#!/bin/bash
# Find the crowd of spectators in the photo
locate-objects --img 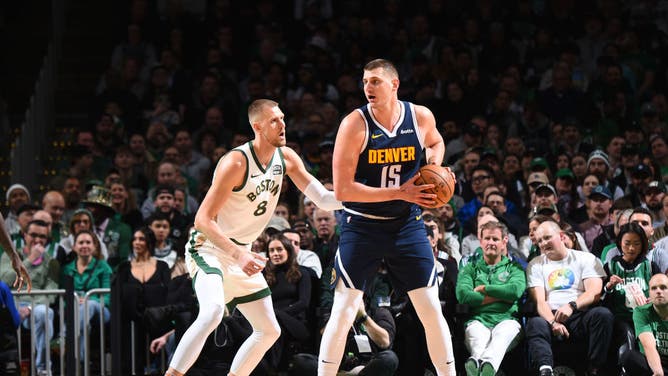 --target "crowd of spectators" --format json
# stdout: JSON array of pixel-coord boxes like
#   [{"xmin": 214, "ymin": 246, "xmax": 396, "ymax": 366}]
[{"xmin": 3, "ymin": 0, "xmax": 668, "ymax": 374}]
